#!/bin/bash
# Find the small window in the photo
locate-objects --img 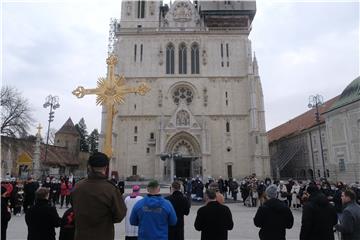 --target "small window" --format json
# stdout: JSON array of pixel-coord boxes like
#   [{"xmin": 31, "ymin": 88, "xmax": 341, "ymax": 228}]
[
  {"xmin": 226, "ymin": 121, "xmax": 230, "ymax": 133},
  {"xmin": 220, "ymin": 43, "xmax": 224, "ymax": 58},
  {"xmin": 326, "ymin": 169, "xmax": 330, "ymax": 178},
  {"xmin": 221, "ymin": 62, "xmax": 224, "ymax": 67},
  {"xmin": 227, "ymin": 147, "xmax": 231, "ymax": 152},
  {"xmin": 134, "ymin": 126, "xmax": 138, "ymax": 134},
  {"xmin": 134, "ymin": 104, "xmax": 137, "ymax": 110},
  {"xmin": 134, "ymin": 136, "xmax": 138, "ymax": 143},
  {"xmin": 132, "ymin": 165, "xmax": 138, "ymax": 175},
  {"xmin": 140, "ymin": 44, "xmax": 143, "ymax": 62},
  {"xmin": 255, "ymin": 136, "xmax": 259, "ymax": 144},
  {"xmin": 150, "ymin": 132, "xmax": 154, "ymax": 139},
  {"xmin": 339, "ymin": 159, "xmax": 345, "ymax": 172},
  {"xmin": 227, "ymin": 165, "xmax": 232, "ymax": 178},
  {"xmin": 317, "ymin": 169, "xmax": 321, "ymax": 177},
  {"xmin": 146, "ymin": 147, "xmax": 150, "ymax": 154},
  {"xmin": 226, "ymin": 100, "xmax": 228, "ymax": 106},
  {"xmin": 226, "ymin": 43, "xmax": 229, "ymax": 58},
  {"xmin": 134, "ymin": 44, "xmax": 137, "ymax": 62}
]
